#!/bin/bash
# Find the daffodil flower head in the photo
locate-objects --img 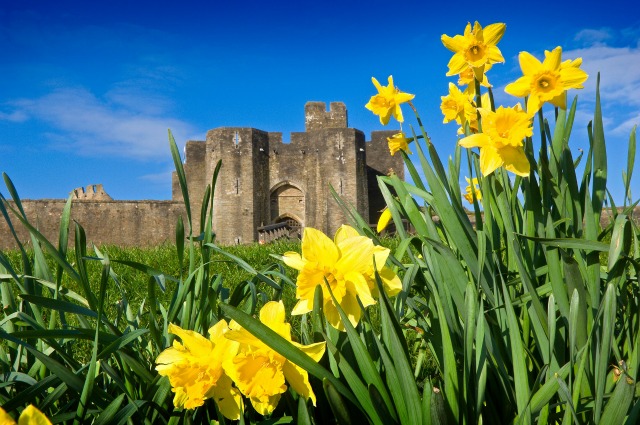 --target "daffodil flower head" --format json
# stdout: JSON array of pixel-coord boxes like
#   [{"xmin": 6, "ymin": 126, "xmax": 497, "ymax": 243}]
[
  {"xmin": 459, "ymin": 104, "xmax": 533, "ymax": 177},
  {"xmin": 504, "ymin": 46, "xmax": 588, "ymax": 114},
  {"xmin": 441, "ymin": 21, "xmax": 506, "ymax": 81},
  {"xmin": 223, "ymin": 301, "xmax": 326, "ymax": 416},
  {"xmin": 283, "ymin": 225, "xmax": 402, "ymax": 331},
  {"xmin": 441, "ymin": 82, "xmax": 477, "ymax": 125},
  {"xmin": 155, "ymin": 321, "xmax": 242, "ymax": 419},
  {"xmin": 458, "ymin": 64, "xmax": 493, "ymax": 94},
  {"xmin": 365, "ymin": 76, "xmax": 415, "ymax": 125},
  {"xmin": 0, "ymin": 405, "xmax": 52, "ymax": 425},
  {"xmin": 463, "ymin": 177, "xmax": 482, "ymax": 203},
  {"xmin": 387, "ymin": 132, "xmax": 413, "ymax": 156}
]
